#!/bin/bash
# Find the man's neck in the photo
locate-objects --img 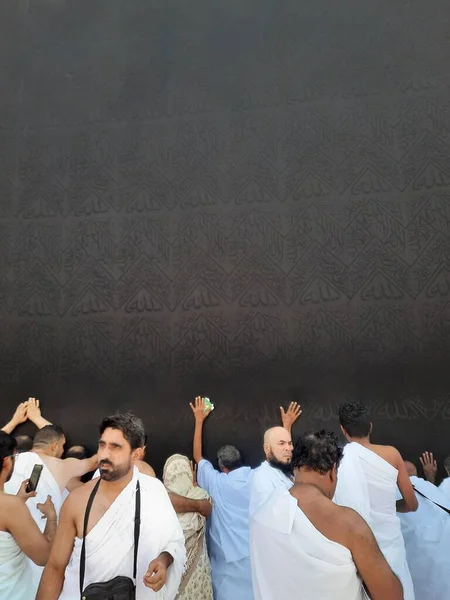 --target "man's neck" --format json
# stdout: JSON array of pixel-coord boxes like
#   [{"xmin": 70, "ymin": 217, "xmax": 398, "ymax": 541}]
[
  {"xmin": 100, "ymin": 469, "xmax": 134, "ymax": 498},
  {"xmin": 294, "ymin": 473, "xmax": 331, "ymax": 498},
  {"xmin": 348, "ymin": 436, "xmax": 371, "ymax": 447},
  {"xmin": 33, "ymin": 447, "xmax": 52, "ymax": 458}
]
